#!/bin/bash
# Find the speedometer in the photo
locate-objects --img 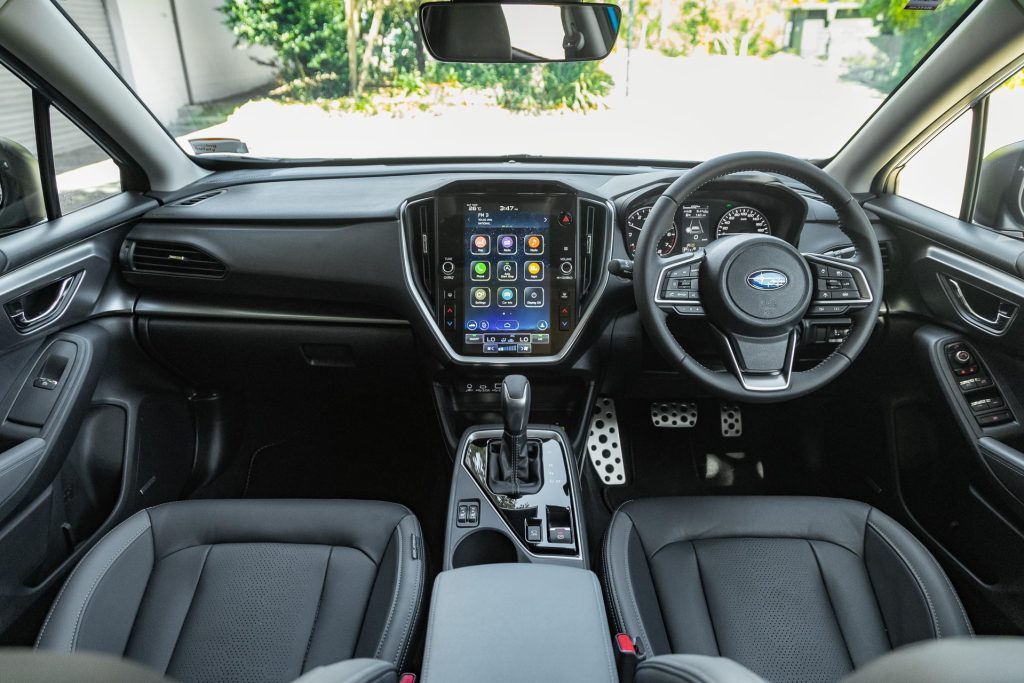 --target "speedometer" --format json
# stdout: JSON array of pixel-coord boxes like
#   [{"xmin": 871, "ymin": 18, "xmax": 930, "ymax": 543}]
[
  {"xmin": 716, "ymin": 207, "xmax": 770, "ymax": 238},
  {"xmin": 625, "ymin": 206, "xmax": 677, "ymax": 257}
]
